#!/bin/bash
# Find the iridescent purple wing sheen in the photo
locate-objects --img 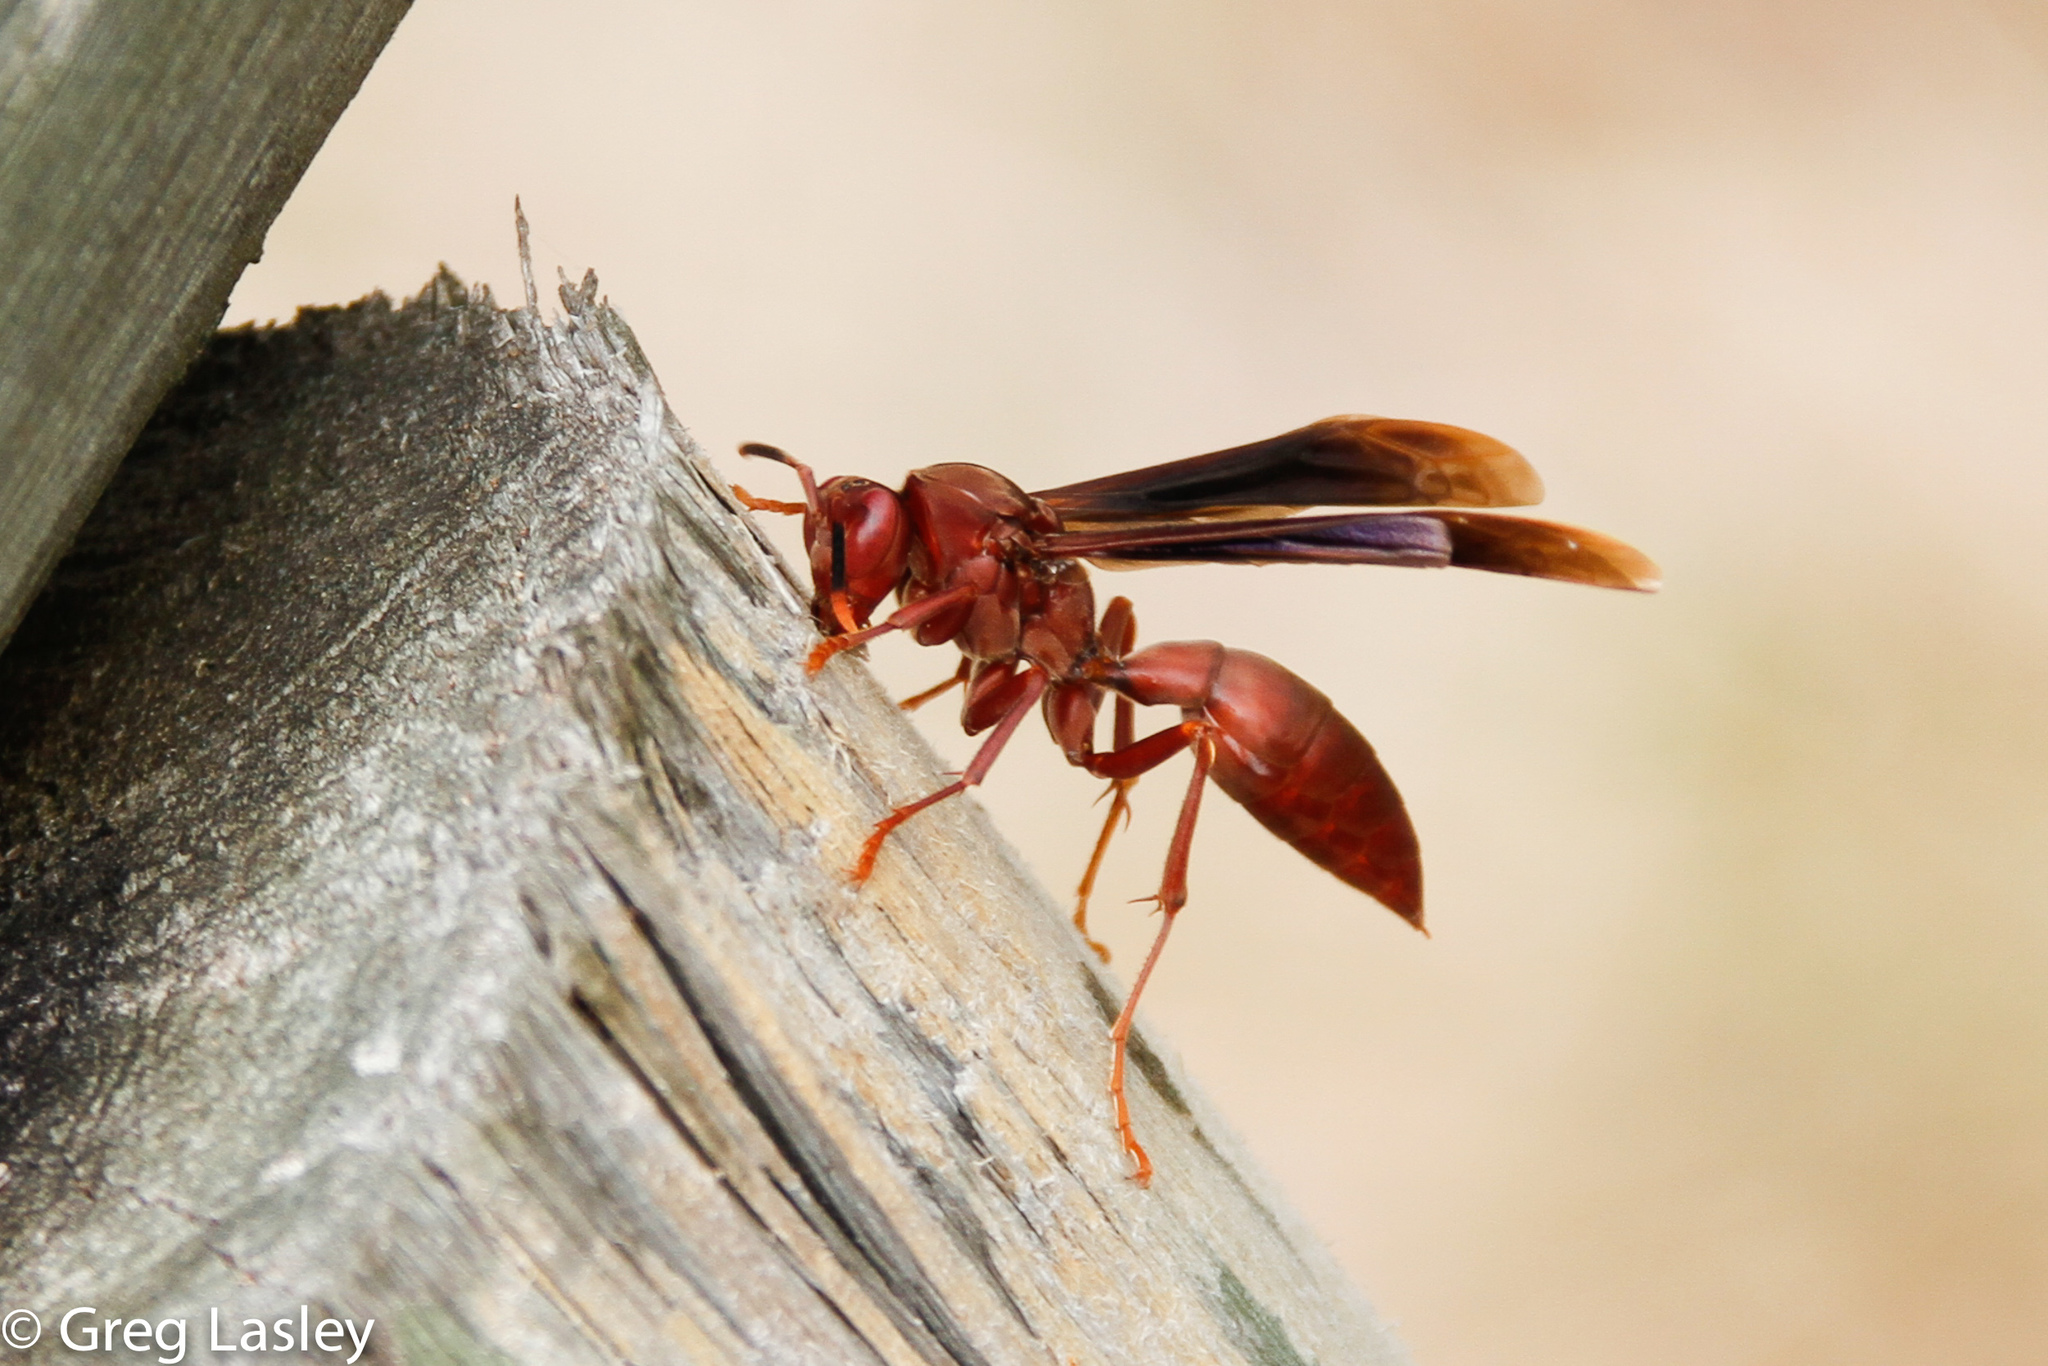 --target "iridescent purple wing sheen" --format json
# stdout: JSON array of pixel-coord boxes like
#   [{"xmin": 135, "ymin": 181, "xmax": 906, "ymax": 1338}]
[
  {"xmin": 1032, "ymin": 415, "xmax": 1545, "ymax": 521},
  {"xmin": 1040, "ymin": 510, "xmax": 1660, "ymax": 590},
  {"xmin": 1040, "ymin": 512, "xmax": 1454, "ymax": 567}
]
